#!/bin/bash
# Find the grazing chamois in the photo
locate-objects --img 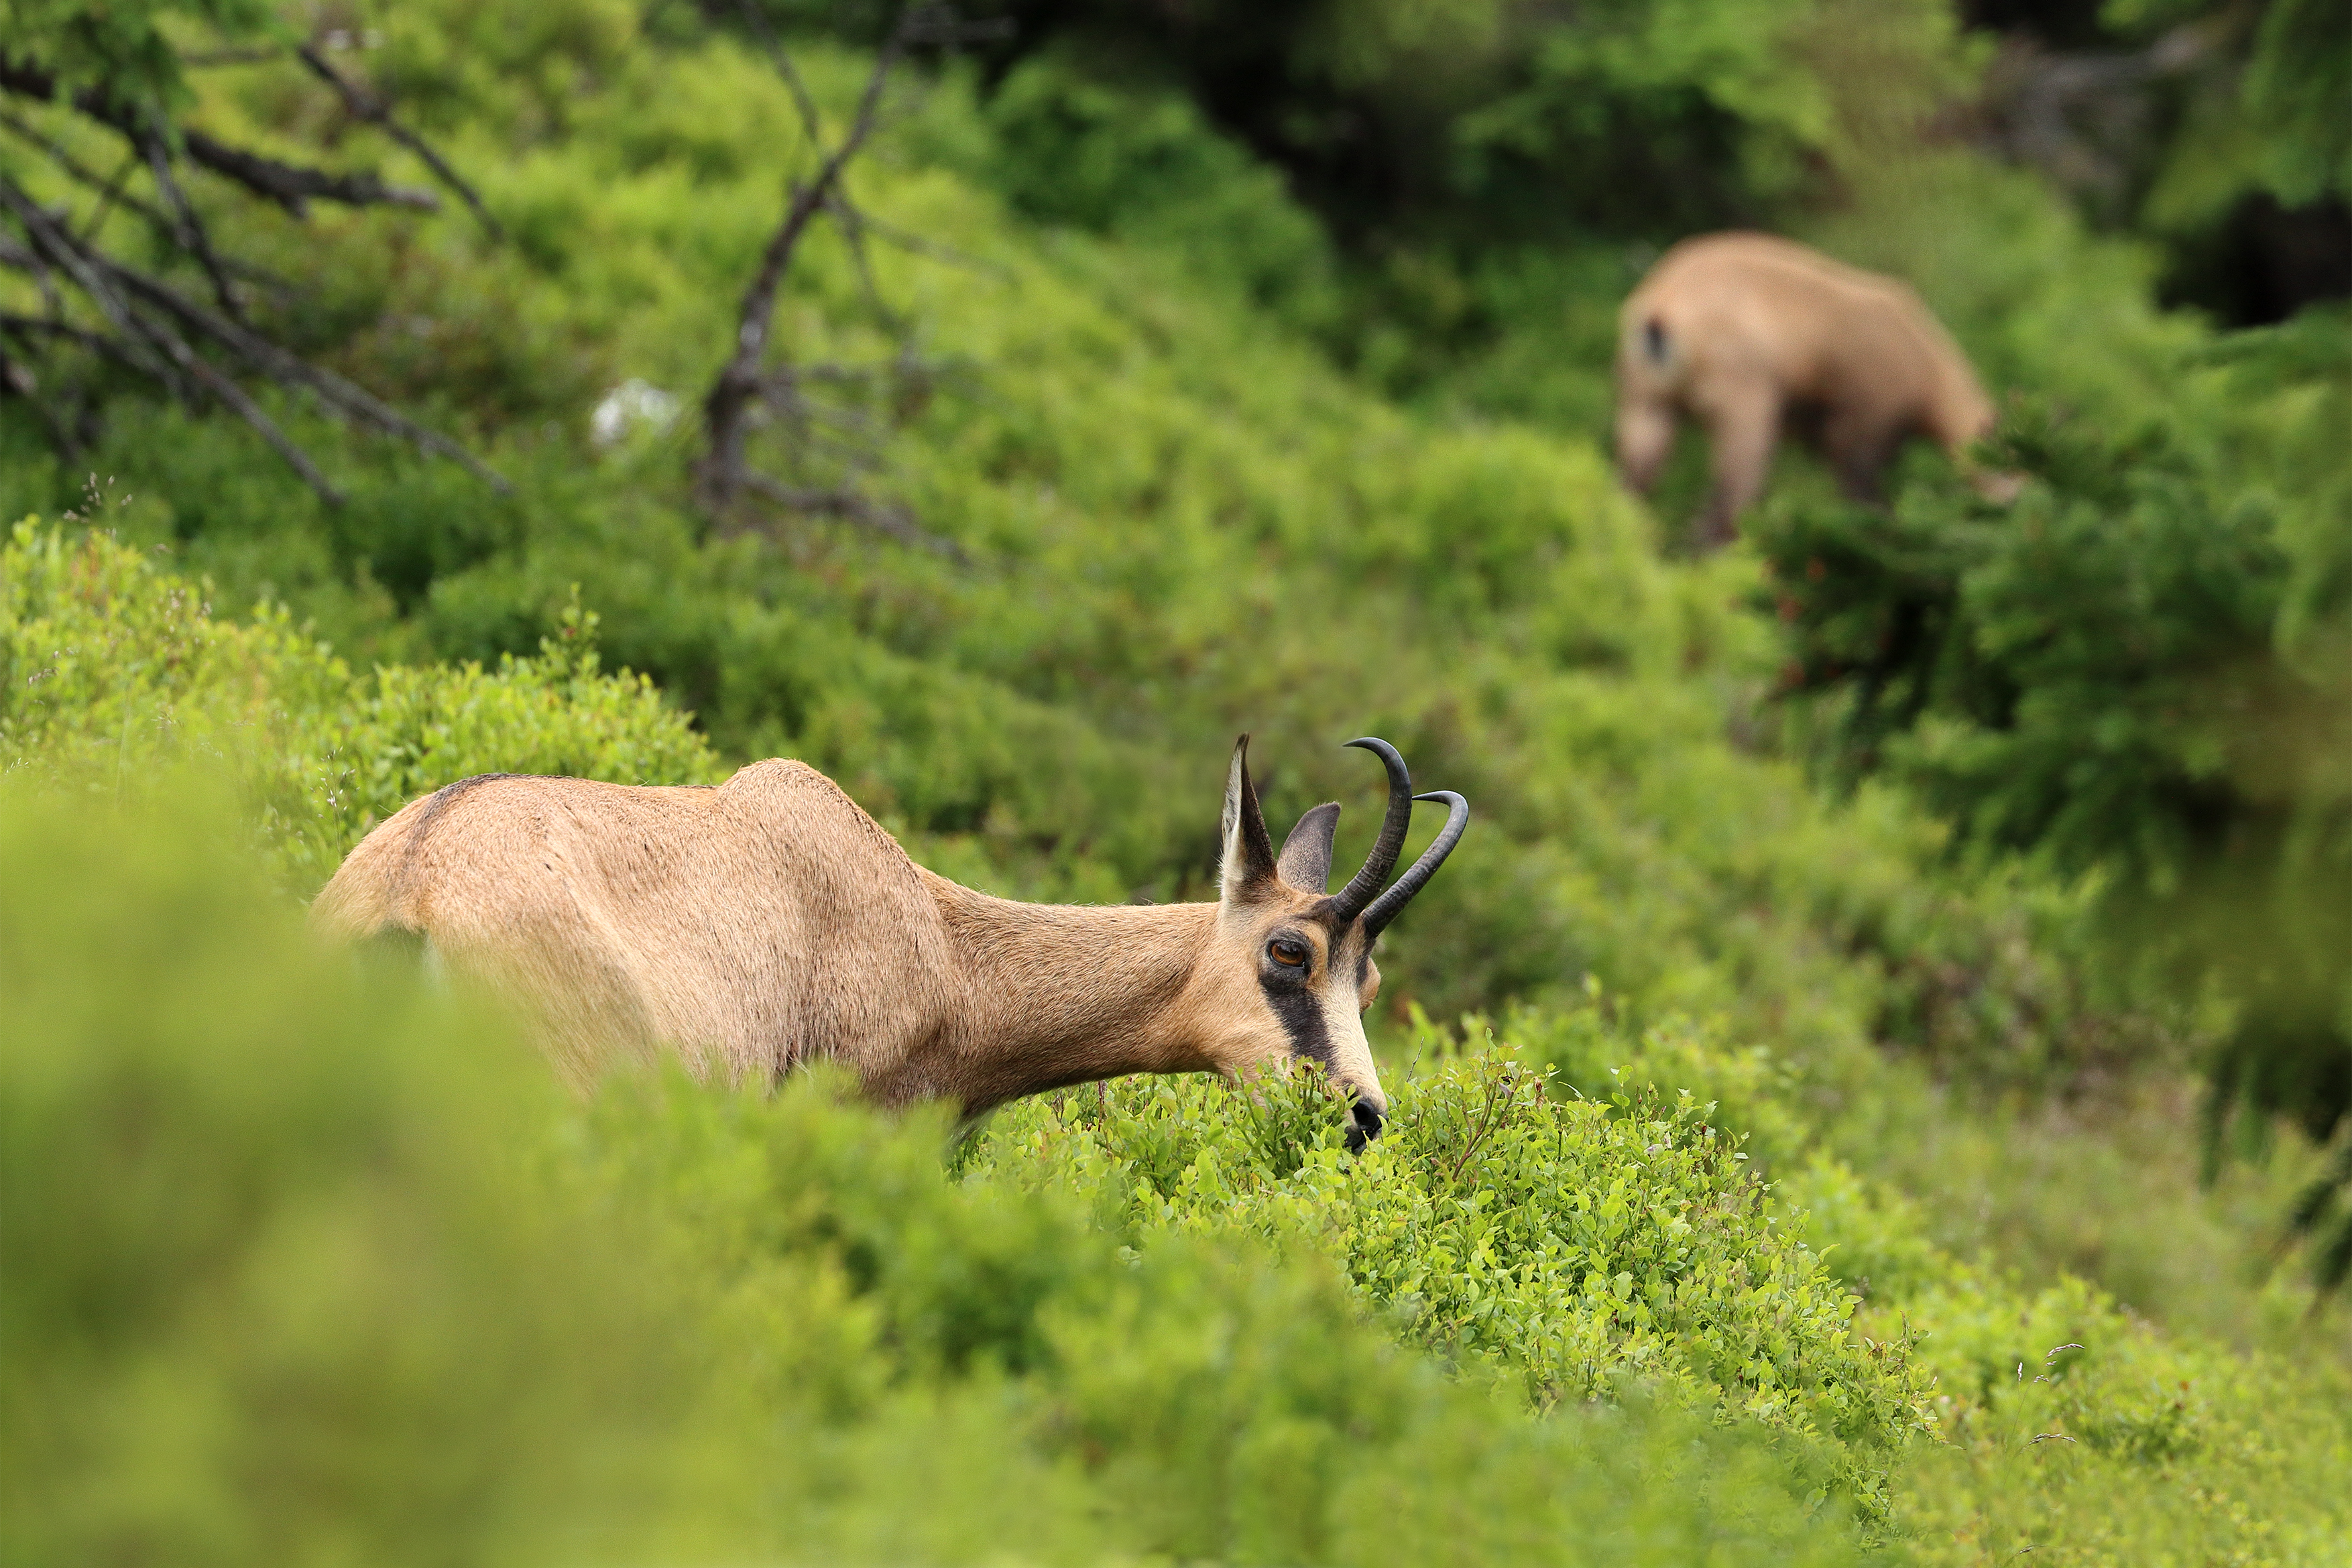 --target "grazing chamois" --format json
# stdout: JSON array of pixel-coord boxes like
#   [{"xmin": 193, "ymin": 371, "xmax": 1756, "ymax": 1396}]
[
  {"xmin": 310, "ymin": 736, "xmax": 1466, "ymax": 1147},
  {"xmin": 1614, "ymin": 232, "xmax": 2001, "ymax": 548}
]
